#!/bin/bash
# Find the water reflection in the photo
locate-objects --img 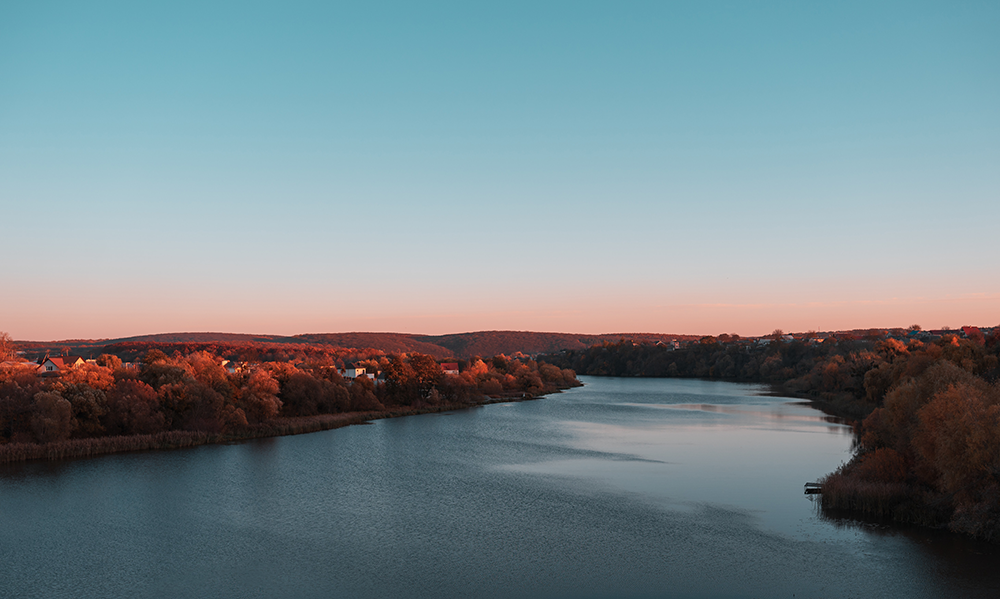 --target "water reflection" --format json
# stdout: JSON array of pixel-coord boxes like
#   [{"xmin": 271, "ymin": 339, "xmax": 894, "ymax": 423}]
[{"xmin": 666, "ymin": 402, "xmax": 848, "ymax": 424}]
